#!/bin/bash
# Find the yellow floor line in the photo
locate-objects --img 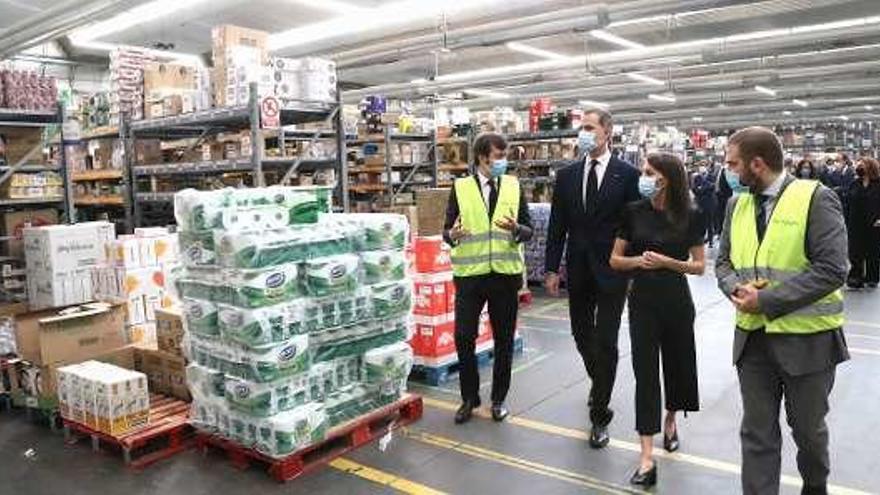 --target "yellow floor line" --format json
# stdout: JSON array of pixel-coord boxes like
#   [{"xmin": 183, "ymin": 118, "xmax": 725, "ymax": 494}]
[
  {"xmin": 405, "ymin": 429, "xmax": 639, "ymax": 495},
  {"xmin": 849, "ymin": 347, "xmax": 880, "ymax": 356},
  {"xmin": 421, "ymin": 397, "xmax": 872, "ymax": 495},
  {"xmin": 329, "ymin": 458, "xmax": 449, "ymax": 495}
]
